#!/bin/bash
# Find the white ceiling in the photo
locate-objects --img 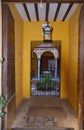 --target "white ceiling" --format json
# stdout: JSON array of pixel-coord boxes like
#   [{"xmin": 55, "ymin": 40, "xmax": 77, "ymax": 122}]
[{"xmin": 15, "ymin": 3, "xmax": 78, "ymax": 21}]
